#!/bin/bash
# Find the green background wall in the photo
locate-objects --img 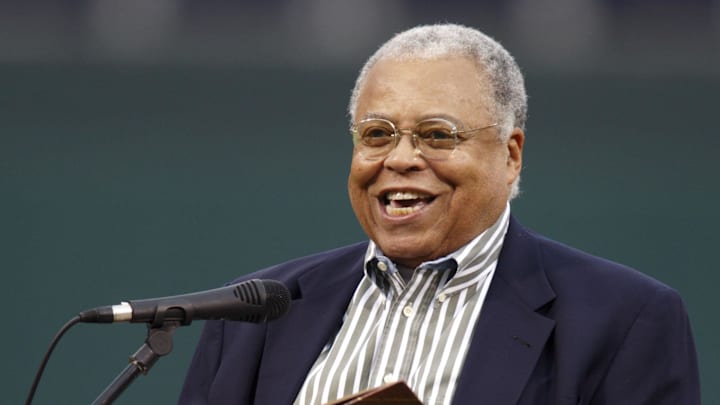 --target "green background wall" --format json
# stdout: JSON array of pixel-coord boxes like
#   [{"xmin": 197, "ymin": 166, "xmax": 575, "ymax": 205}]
[{"xmin": 3, "ymin": 63, "xmax": 718, "ymax": 404}]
